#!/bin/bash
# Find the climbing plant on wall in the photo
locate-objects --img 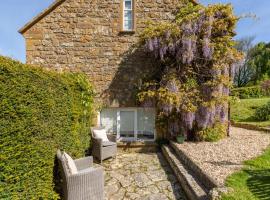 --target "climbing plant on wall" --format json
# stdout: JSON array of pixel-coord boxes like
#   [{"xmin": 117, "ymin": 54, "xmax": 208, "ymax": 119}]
[{"xmin": 138, "ymin": 1, "xmax": 242, "ymax": 141}]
